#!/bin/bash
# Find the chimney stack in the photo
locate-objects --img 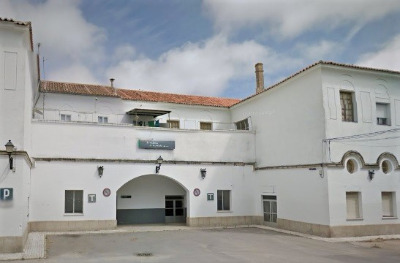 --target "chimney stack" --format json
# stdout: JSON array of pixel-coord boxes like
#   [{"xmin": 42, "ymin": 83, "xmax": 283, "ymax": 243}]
[
  {"xmin": 255, "ymin": 63, "xmax": 264, "ymax": 94},
  {"xmin": 110, "ymin": 78, "xmax": 117, "ymax": 95}
]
